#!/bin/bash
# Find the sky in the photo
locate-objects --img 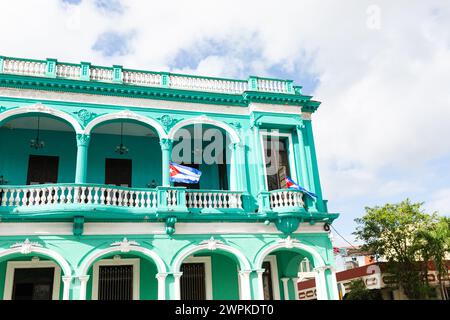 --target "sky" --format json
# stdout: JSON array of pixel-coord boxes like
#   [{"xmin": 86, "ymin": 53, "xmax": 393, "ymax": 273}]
[{"xmin": 1, "ymin": 0, "xmax": 449, "ymax": 246}]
